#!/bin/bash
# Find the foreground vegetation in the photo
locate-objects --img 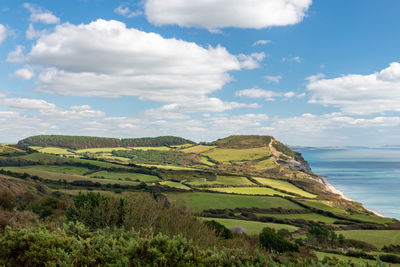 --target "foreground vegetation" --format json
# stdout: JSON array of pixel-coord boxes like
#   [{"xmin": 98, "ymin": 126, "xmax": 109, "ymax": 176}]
[{"xmin": 1, "ymin": 134, "xmax": 399, "ymax": 266}]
